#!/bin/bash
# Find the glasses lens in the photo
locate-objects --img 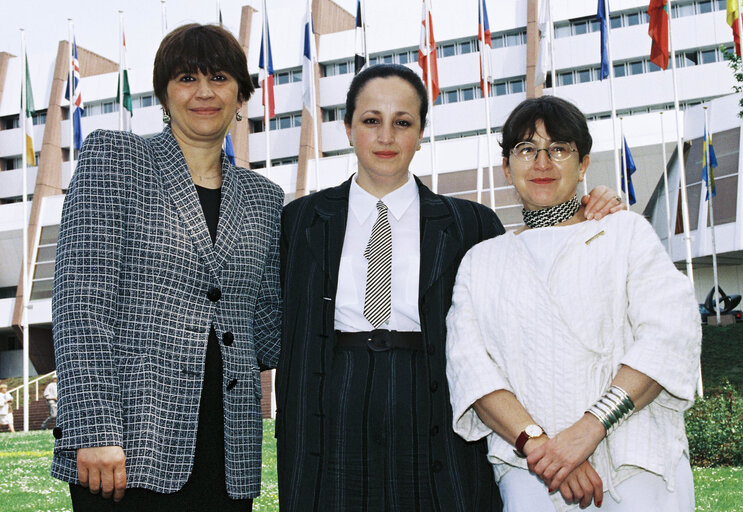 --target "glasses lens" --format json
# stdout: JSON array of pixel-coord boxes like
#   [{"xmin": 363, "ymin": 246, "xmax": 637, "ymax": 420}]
[
  {"xmin": 548, "ymin": 142, "xmax": 573, "ymax": 161},
  {"xmin": 513, "ymin": 142, "xmax": 537, "ymax": 160}
]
